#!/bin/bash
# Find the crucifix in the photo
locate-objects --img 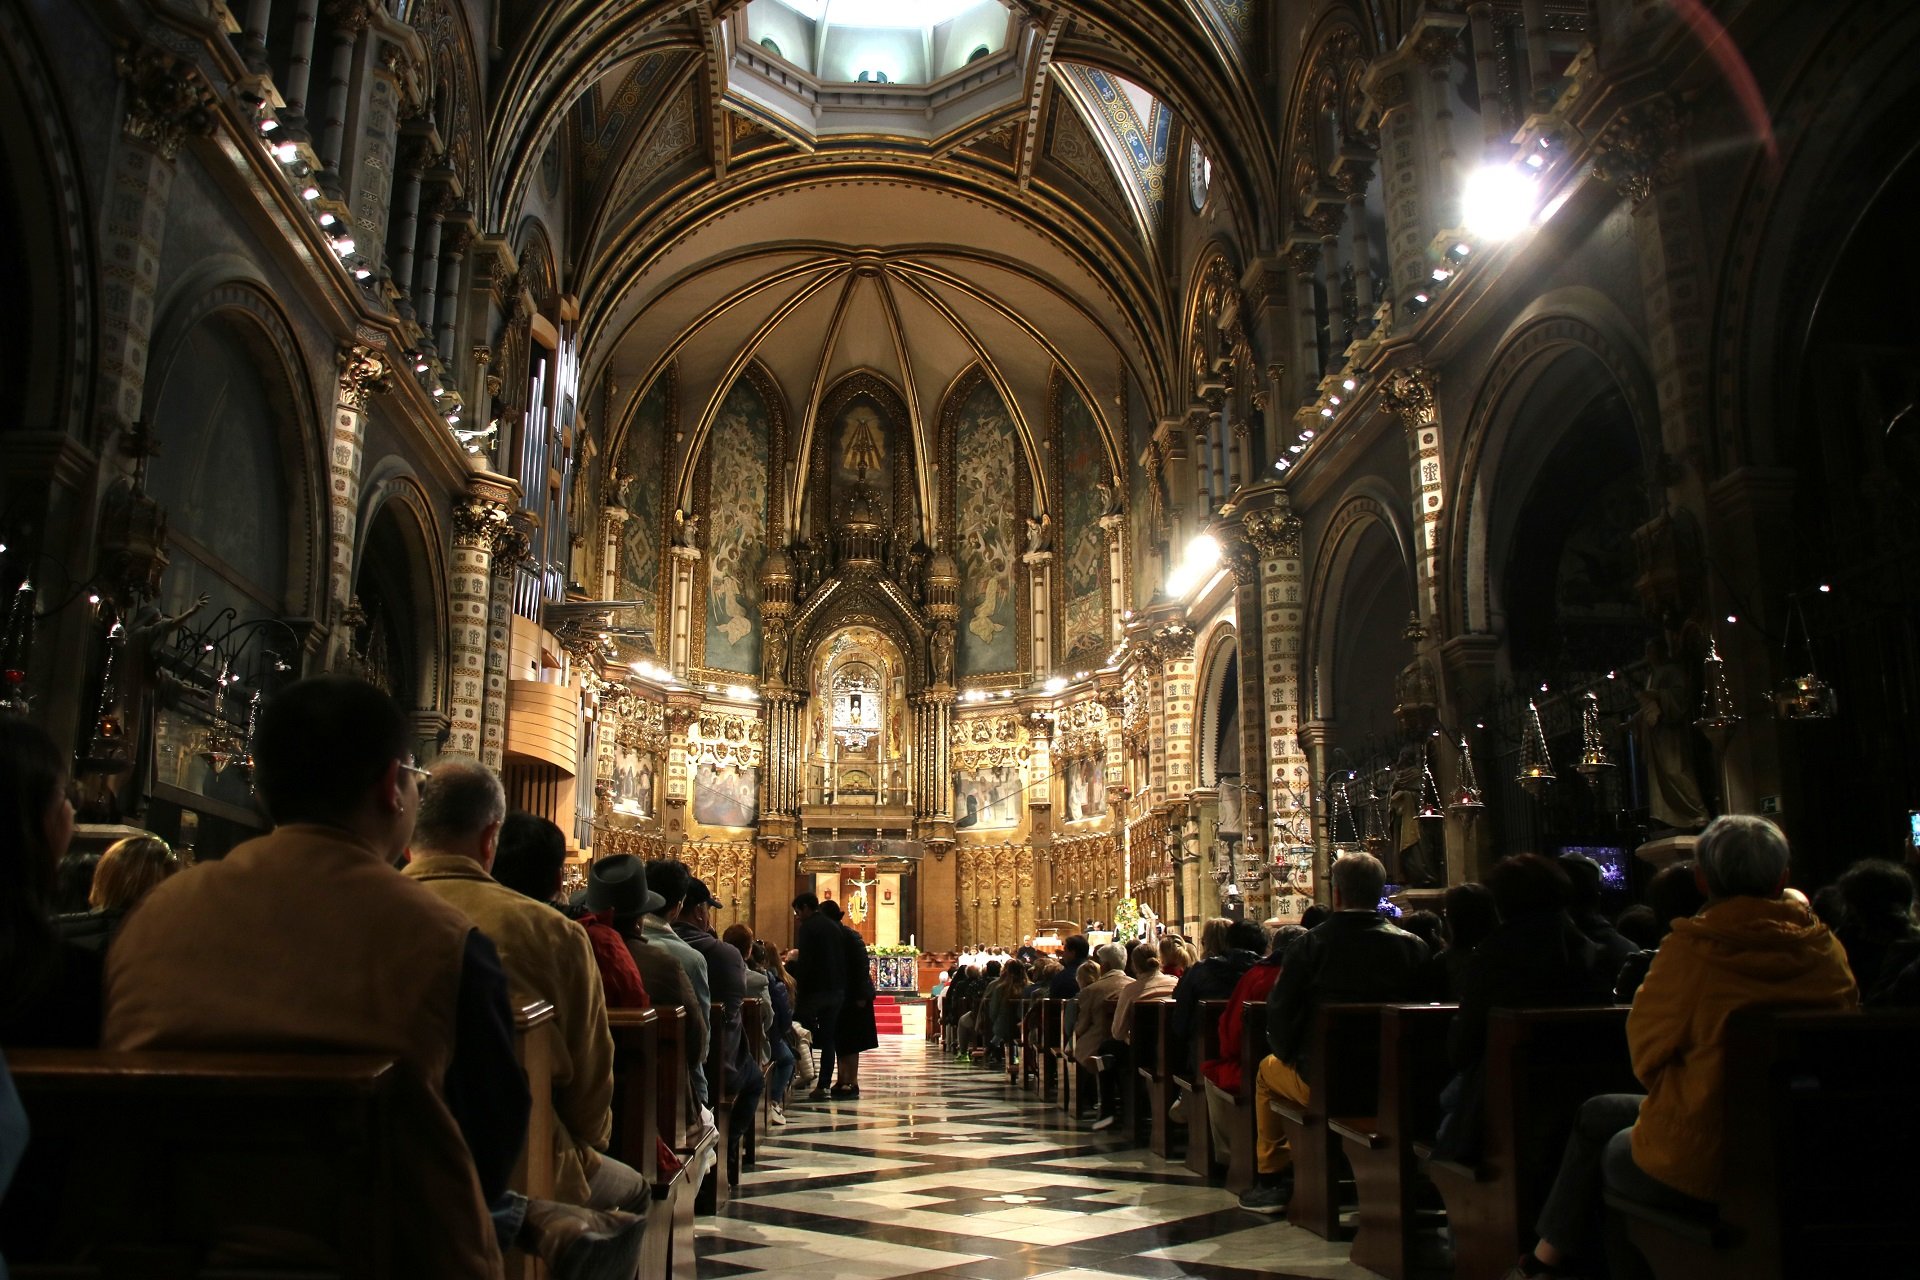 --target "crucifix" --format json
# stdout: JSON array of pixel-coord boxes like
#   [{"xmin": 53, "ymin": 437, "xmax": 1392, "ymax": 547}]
[{"xmin": 847, "ymin": 867, "xmax": 879, "ymax": 925}]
